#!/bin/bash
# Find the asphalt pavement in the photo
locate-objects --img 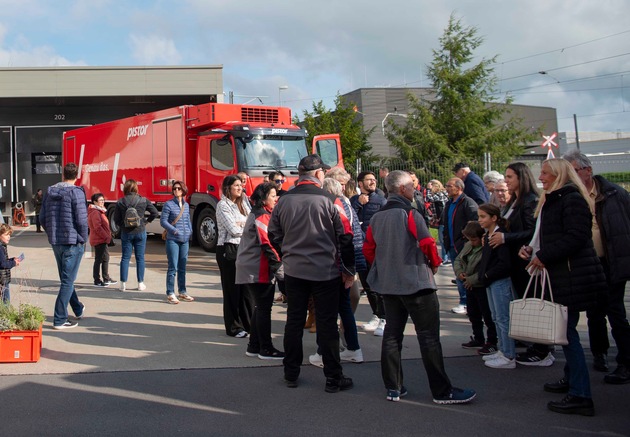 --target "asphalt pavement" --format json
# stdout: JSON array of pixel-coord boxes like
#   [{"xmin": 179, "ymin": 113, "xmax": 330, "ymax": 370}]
[{"xmin": 0, "ymin": 227, "xmax": 628, "ymax": 436}]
